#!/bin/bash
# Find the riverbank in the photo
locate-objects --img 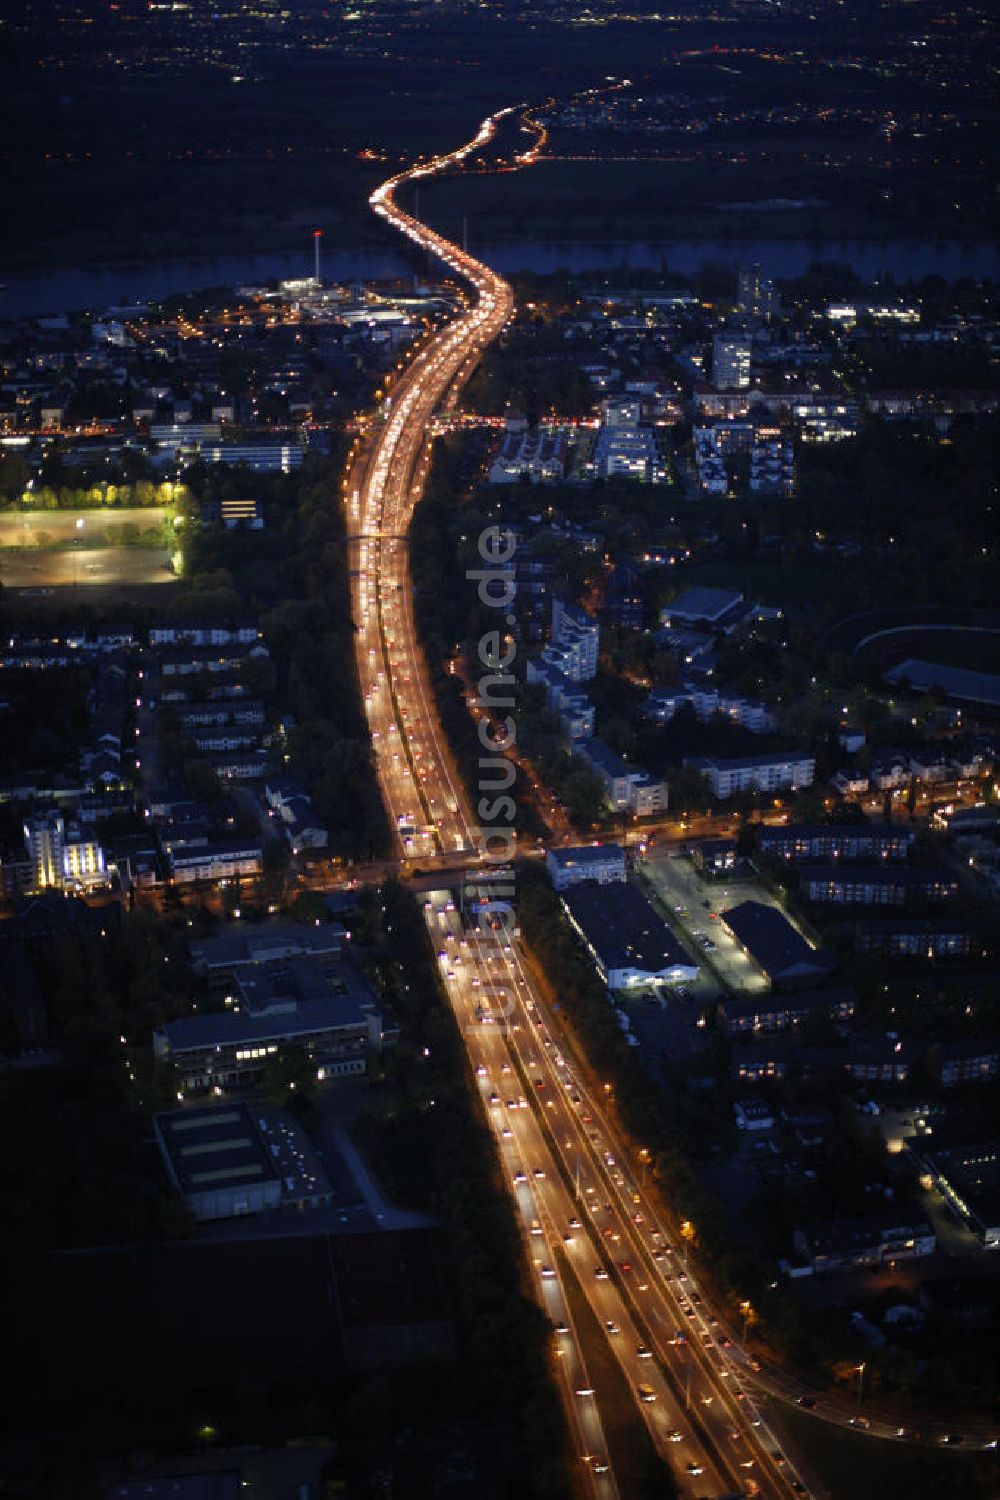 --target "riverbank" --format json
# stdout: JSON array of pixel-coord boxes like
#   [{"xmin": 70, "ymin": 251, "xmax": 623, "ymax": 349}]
[{"xmin": 5, "ymin": 235, "xmax": 1000, "ymax": 321}]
